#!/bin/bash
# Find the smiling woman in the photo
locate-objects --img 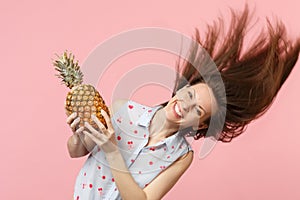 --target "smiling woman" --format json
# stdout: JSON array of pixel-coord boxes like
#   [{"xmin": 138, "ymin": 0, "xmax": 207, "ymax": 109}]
[
  {"xmin": 160, "ymin": 4, "xmax": 300, "ymax": 142},
  {"xmin": 158, "ymin": 83, "xmax": 216, "ymax": 136},
  {"xmin": 66, "ymin": 3, "xmax": 299, "ymax": 200}
]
